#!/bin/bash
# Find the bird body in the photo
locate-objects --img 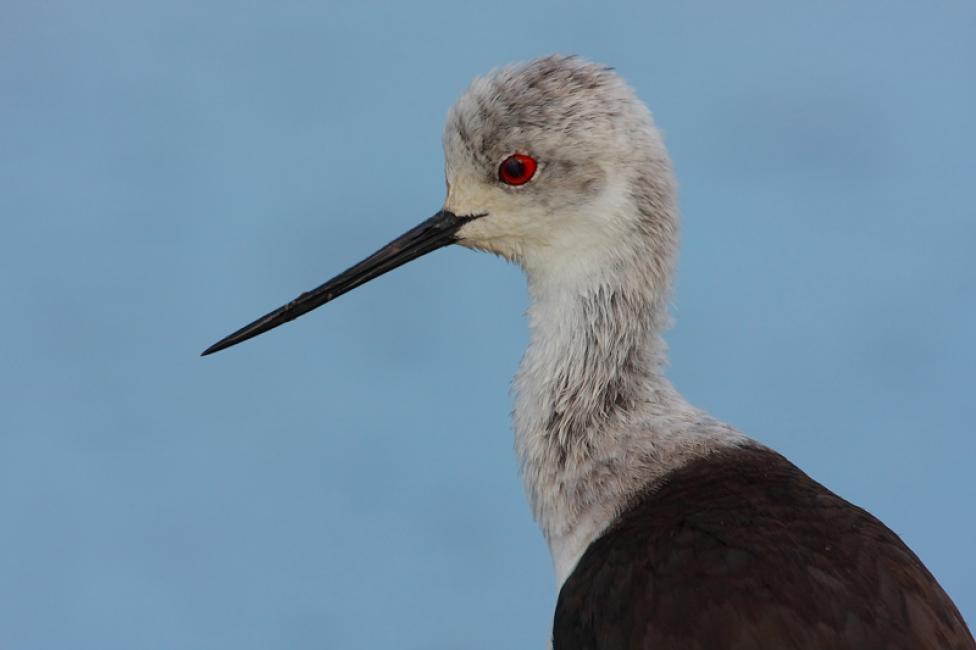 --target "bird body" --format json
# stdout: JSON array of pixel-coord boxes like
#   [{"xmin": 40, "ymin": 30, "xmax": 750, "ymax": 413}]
[
  {"xmin": 555, "ymin": 443, "xmax": 973, "ymax": 649},
  {"xmin": 205, "ymin": 56, "xmax": 974, "ymax": 648}
]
